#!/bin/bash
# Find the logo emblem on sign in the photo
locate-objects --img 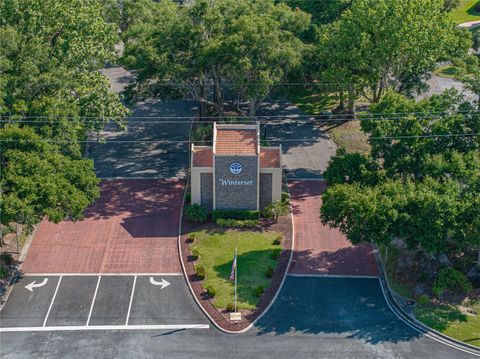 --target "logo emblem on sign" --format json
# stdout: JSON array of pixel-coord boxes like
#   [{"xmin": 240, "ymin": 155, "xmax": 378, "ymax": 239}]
[{"xmin": 229, "ymin": 162, "xmax": 243, "ymax": 175}]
